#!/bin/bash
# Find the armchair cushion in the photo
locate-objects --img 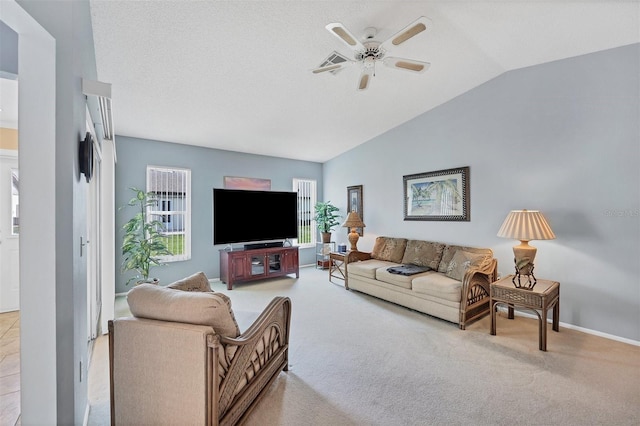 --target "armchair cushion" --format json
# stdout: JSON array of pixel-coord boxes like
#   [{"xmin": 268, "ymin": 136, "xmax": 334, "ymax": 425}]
[
  {"xmin": 371, "ymin": 237, "xmax": 408, "ymax": 263},
  {"xmin": 166, "ymin": 271, "xmax": 212, "ymax": 292},
  {"xmin": 127, "ymin": 283, "xmax": 241, "ymax": 338}
]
